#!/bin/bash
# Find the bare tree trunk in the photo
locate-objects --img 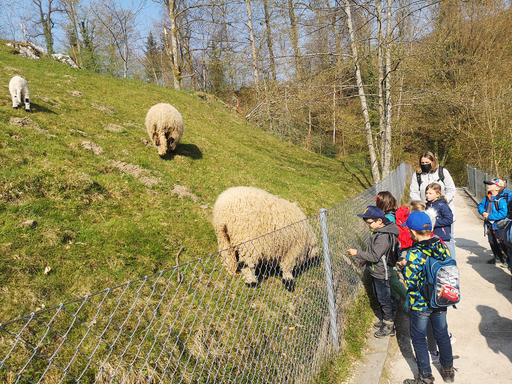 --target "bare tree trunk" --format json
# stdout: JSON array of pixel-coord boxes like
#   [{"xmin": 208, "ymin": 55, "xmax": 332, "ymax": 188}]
[
  {"xmin": 342, "ymin": 0, "xmax": 380, "ymax": 182},
  {"xmin": 382, "ymin": 0, "xmax": 393, "ymax": 177},
  {"xmin": 163, "ymin": 0, "xmax": 181, "ymax": 90},
  {"xmin": 33, "ymin": 0, "xmax": 58, "ymax": 55},
  {"xmin": 245, "ymin": 0, "xmax": 260, "ymax": 92},
  {"xmin": 62, "ymin": 0, "xmax": 81, "ymax": 54},
  {"xmin": 287, "ymin": 0, "xmax": 303, "ymax": 80},
  {"xmin": 377, "ymin": 0, "xmax": 386, "ymax": 173},
  {"xmin": 262, "ymin": 0, "xmax": 277, "ymax": 81},
  {"xmin": 333, "ymin": 85, "xmax": 336, "ymax": 144},
  {"xmin": 222, "ymin": 6, "xmax": 235, "ymax": 89}
]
